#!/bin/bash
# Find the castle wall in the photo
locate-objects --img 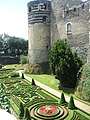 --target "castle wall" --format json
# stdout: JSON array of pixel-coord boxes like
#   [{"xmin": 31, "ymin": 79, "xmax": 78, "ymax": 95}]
[
  {"xmin": 28, "ymin": 23, "xmax": 50, "ymax": 63},
  {"xmin": 51, "ymin": 0, "xmax": 89, "ymax": 62}
]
